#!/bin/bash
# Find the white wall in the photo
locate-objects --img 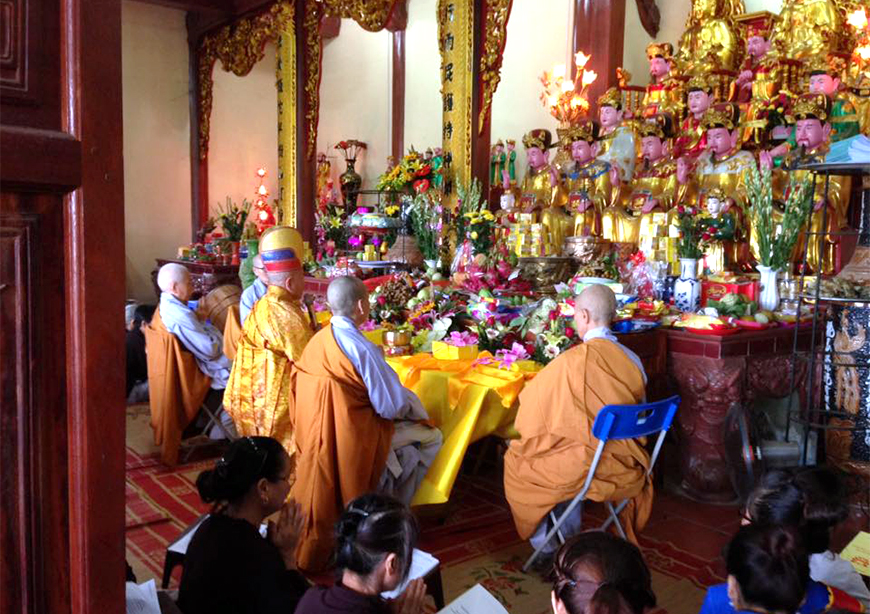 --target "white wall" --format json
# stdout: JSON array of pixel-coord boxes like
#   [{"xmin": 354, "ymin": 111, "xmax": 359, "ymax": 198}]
[
  {"xmin": 621, "ymin": 0, "xmax": 784, "ymax": 88},
  {"xmin": 404, "ymin": 0, "xmax": 441, "ymax": 152},
  {"xmin": 122, "ymin": 0, "xmax": 192, "ymax": 302},
  {"xmin": 317, "ymin": 20, "xmax": 391, "ymax": 192},
  {"xmin": 207, "ymin": 43, "xmax": 279, "ymax": 218},
  {"xmin": 491, "ymin": 0, "xmax": 573, "ymax": 174}
]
